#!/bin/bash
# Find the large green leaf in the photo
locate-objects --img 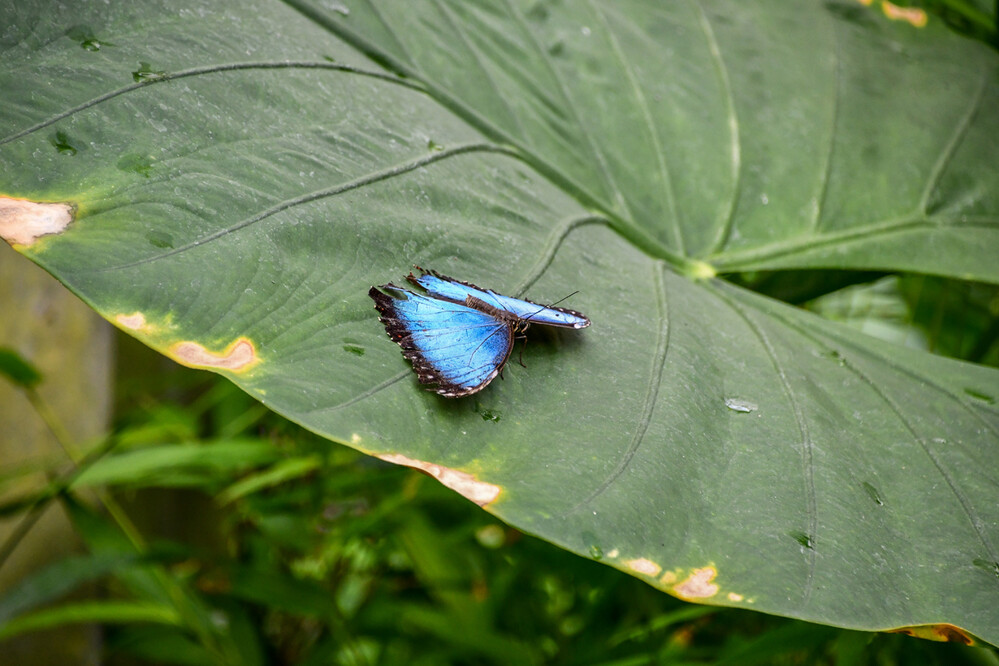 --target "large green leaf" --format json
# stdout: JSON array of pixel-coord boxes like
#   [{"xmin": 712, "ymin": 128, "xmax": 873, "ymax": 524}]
[{"xmin": 2, "ymin": 0, "xmax": 998, "ymax": 644}]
